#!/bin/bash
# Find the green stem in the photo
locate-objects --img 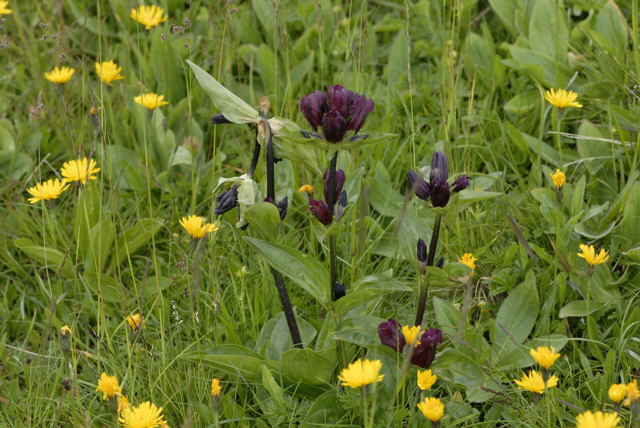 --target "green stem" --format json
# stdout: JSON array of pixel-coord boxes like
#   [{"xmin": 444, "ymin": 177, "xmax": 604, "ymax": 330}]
[{"xmin": 415, "ymin": 214, "xmax": 442, "ymax": 326}]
